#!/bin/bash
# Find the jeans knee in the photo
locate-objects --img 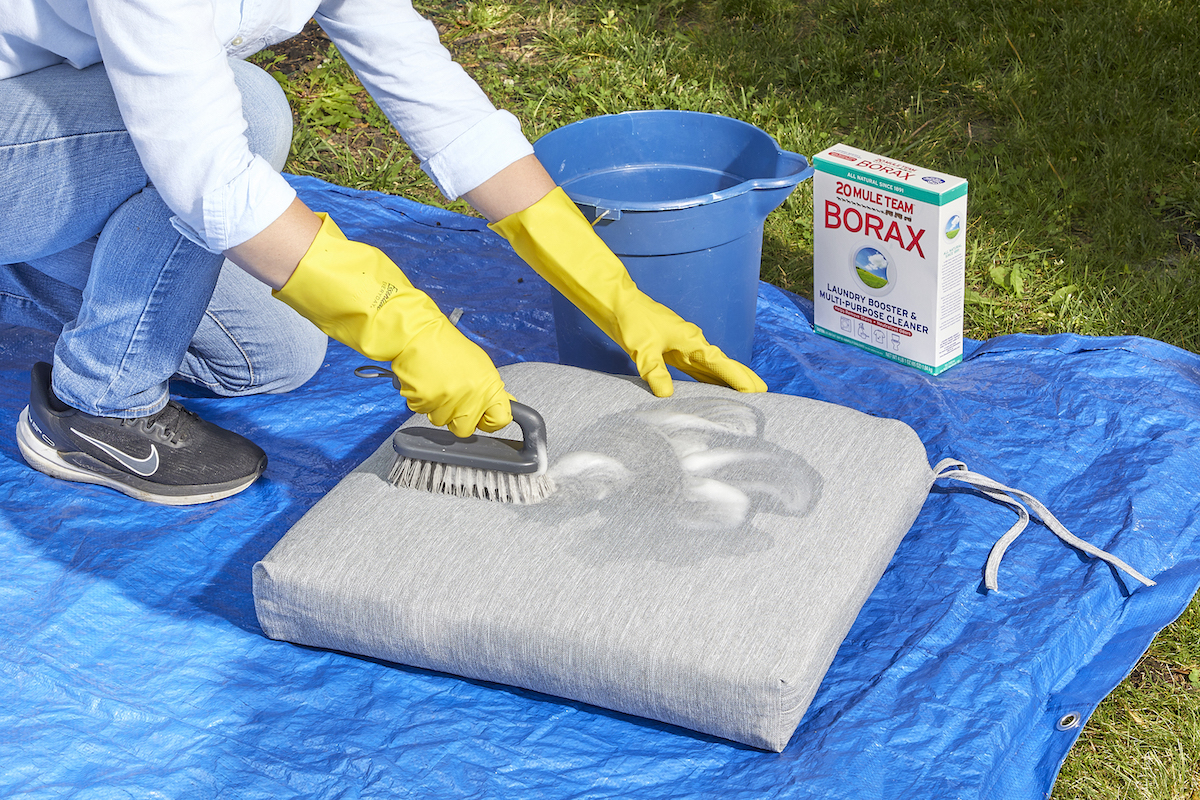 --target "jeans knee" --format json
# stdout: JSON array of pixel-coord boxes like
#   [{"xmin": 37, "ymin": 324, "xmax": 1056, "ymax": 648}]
[
  {"xmin": 266, "ymin": 321, "xmax": 327, "ymax": 394},
  {"xmin": 229, "ymin": 59, "xmax": 293, "ymax": 171},
  {"xmin": 191, "ymin": 314, "xmax": 327, "ymax": 397},
  {"xmin": 181, "ymin": 258, "xmax": 329, "ymax": 398}
]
